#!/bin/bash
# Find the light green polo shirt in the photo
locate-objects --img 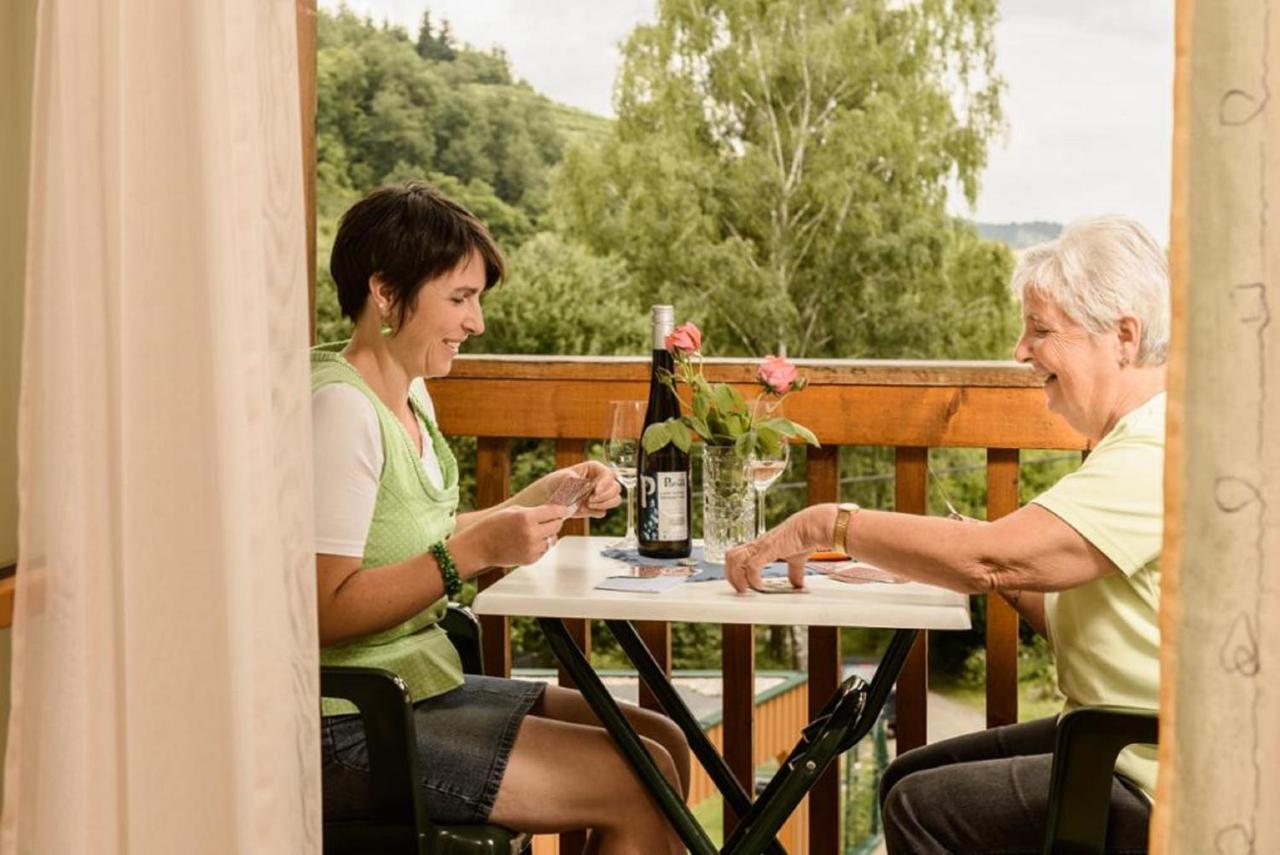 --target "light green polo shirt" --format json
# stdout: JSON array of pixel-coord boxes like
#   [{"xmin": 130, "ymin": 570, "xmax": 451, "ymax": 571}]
[{"xmin": 1034, "ymin": 391, "xmax": 1164, "ymax": 799}]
